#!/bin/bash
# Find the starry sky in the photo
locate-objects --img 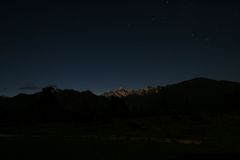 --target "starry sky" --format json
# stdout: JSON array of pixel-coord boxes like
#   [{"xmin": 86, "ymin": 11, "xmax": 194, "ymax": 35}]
[{"xmin": 0, "ymin": 0, "xmax": 240, "ymax": 96}]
